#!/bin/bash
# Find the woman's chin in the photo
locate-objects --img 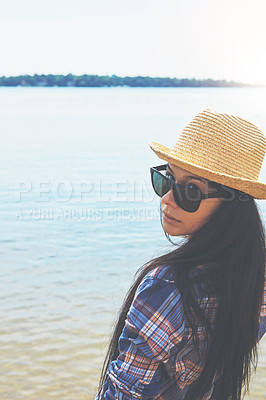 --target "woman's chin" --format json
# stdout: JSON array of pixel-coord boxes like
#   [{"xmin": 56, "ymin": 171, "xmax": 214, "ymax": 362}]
[{"xmin": 162, "ymin": 223, "xmax": 182, "ymax": 236}]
